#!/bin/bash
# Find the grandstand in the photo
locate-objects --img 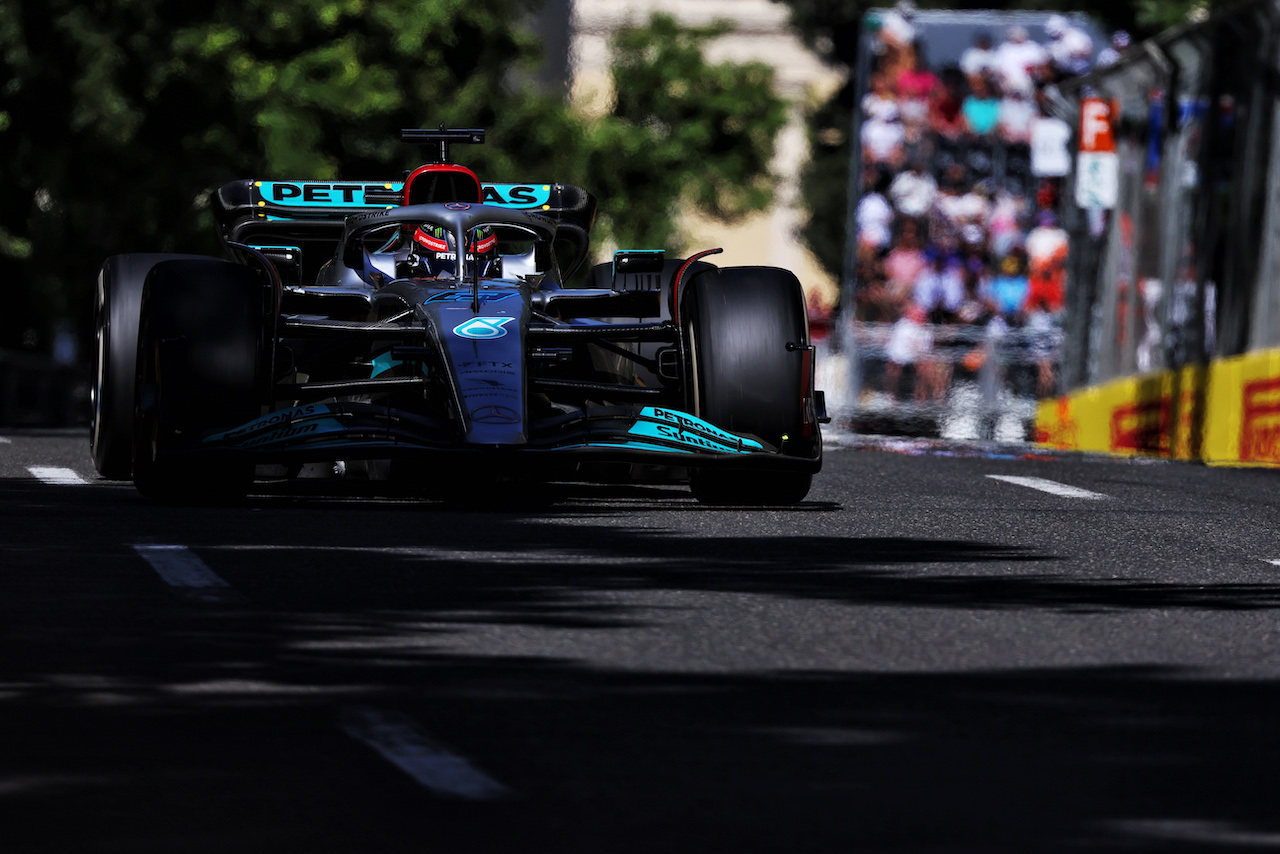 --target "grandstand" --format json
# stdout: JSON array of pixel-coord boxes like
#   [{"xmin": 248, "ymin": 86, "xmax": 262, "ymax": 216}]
[{"xmin": 838, "ymin": 7, "xmax": 1107, "ymax": 440}]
